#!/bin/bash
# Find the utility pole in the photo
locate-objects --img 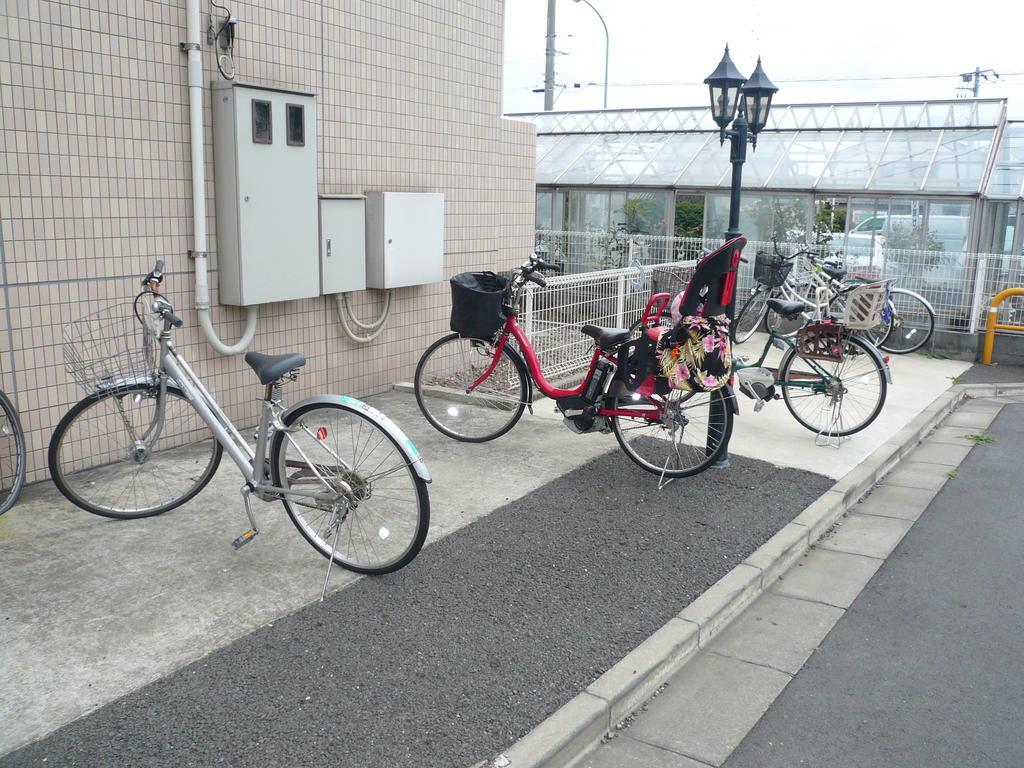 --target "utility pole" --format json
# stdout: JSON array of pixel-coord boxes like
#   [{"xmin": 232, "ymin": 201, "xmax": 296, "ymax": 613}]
[
  {"xmin": 543, "ymin": 0, "xmax": 556, "ymax": 110},
  {"xmin": 957, "ymin": 67, "xmax": 999, "ymax": 98}
]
